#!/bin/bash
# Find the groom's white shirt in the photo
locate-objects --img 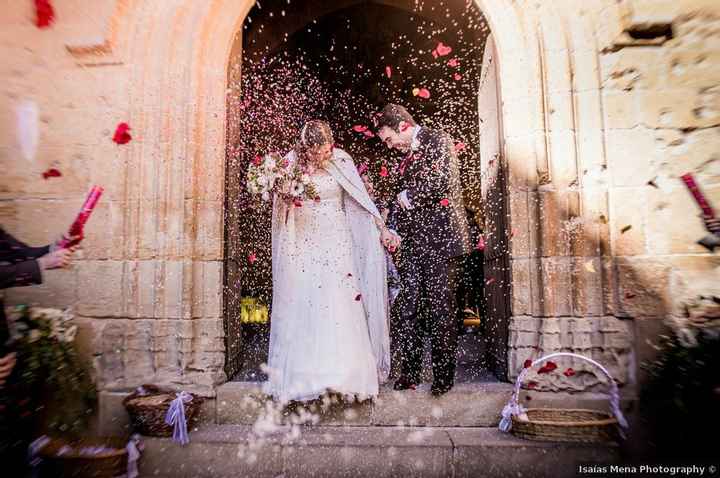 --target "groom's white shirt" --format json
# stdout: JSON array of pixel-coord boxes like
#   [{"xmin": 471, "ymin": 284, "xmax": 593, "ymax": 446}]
[{"xmin": 397, "ymin": 126, "xmax": 422, "ymax": 210}]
